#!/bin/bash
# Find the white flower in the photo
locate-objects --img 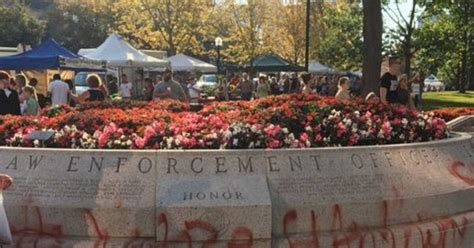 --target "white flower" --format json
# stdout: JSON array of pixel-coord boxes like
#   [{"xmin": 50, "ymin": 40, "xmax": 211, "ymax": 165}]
[
  {"xmin": 126, "ymin": 140, "xmax": 133, "ymax": 146},
  {"xmin": 282, "ymin": 128, "xmax": 289, "ymax": 134},
  {"xmin": 305, "ymin": 126, "xmax": 312, "ymax": 132},
  {"xmin": 64, "ymin": 125, "xmax": 71, "ymax": 133},
  {"xmin": 33, "ymin": 140, "xmax": 40, "ymax": 147},
  {"xmin": 354, "ymin": 111, "xmax": 360, "ymax": 117},
  {"xmin": 343, "ymin": 118, "xmax": 352, "ymax": 126},
  {"xmin": 233, "ymin": 139, "xmax": 239, "ymax": 146},
  {"xmin": 251, "ymin": 125, "xmax": 258, "ymax": 133},
  {"xmin": 418, "ymin": 121, "xmax": 425, "ymax": 127},
  {"xmin": 114, "ymin": 140, "xmax": 121, "ymax": 145},
  {"xmin": 223, "ymin": 130, "xmax": 232, "ymax": 139},
  {"xmin": 401, "ymin": 118, "xmax": 408, "ymax": 126}
]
